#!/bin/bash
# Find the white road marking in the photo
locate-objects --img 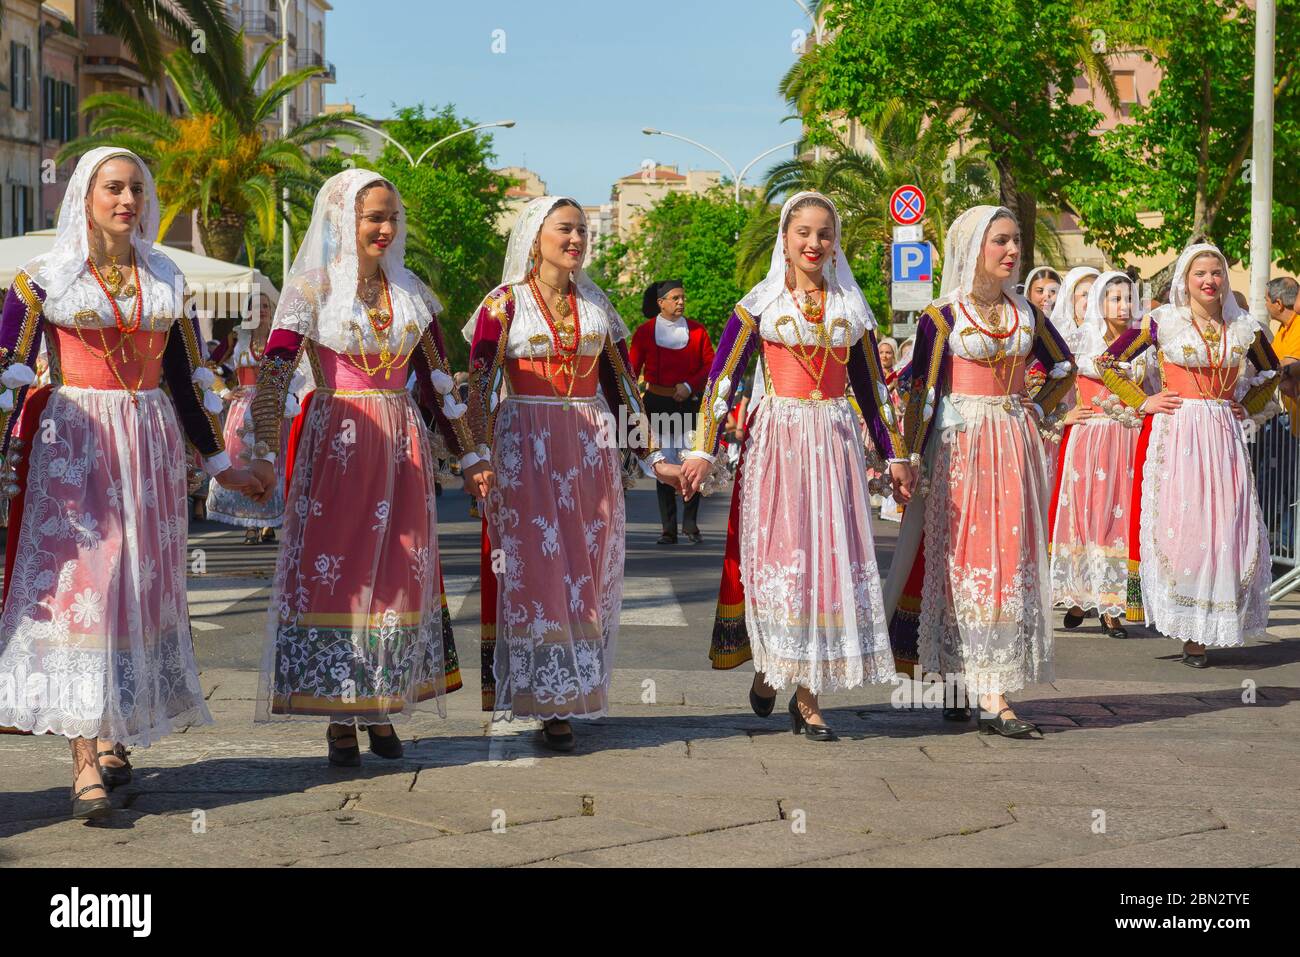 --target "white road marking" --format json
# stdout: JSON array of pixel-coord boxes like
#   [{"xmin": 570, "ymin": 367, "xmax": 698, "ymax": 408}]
[{"xmin": 185, "ymin": 576, "xmax": 271, "ymax": 632}]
